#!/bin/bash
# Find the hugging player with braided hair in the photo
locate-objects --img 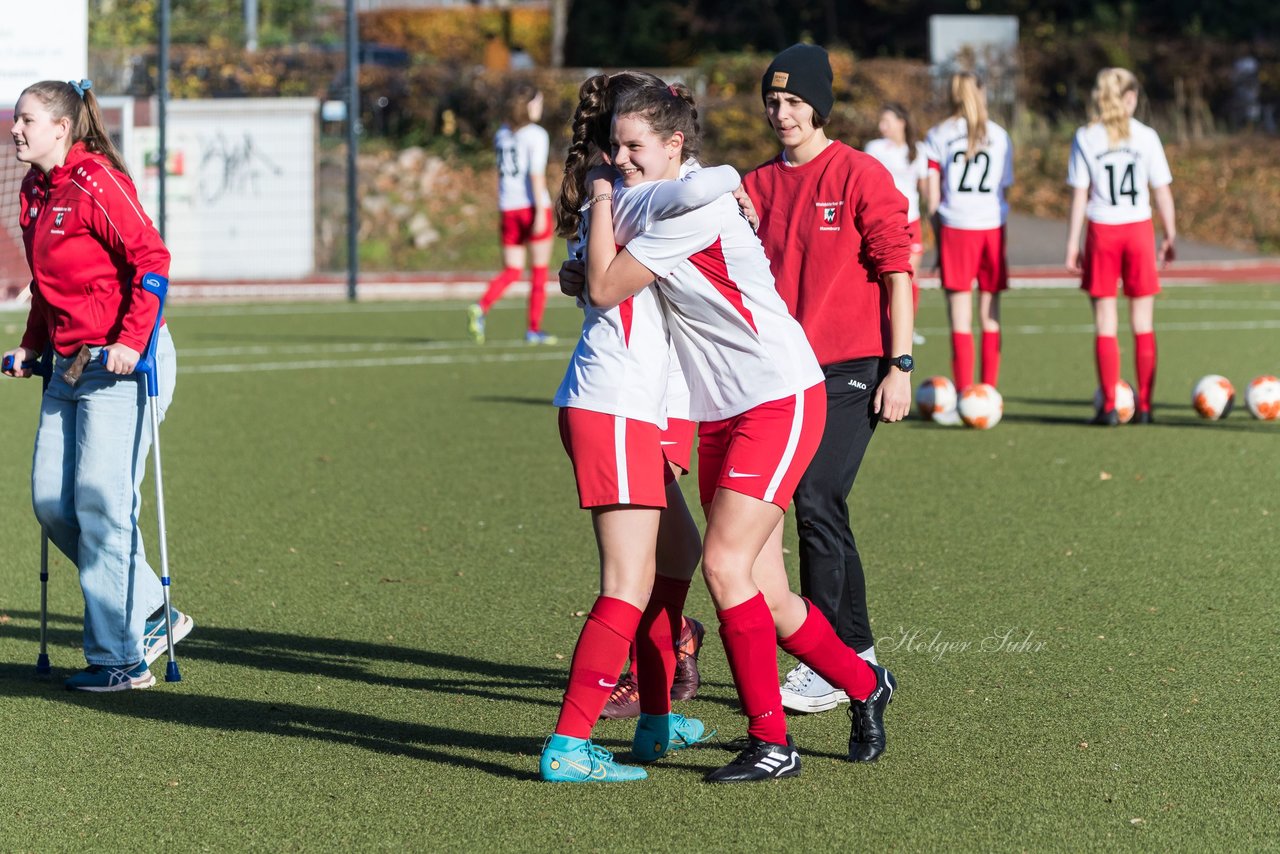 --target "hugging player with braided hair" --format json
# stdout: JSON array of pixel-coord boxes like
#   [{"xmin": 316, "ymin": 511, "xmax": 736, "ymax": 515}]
[{"xmin": 540, "ymin": 71, "xmax": 742, "ymax": 783}]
